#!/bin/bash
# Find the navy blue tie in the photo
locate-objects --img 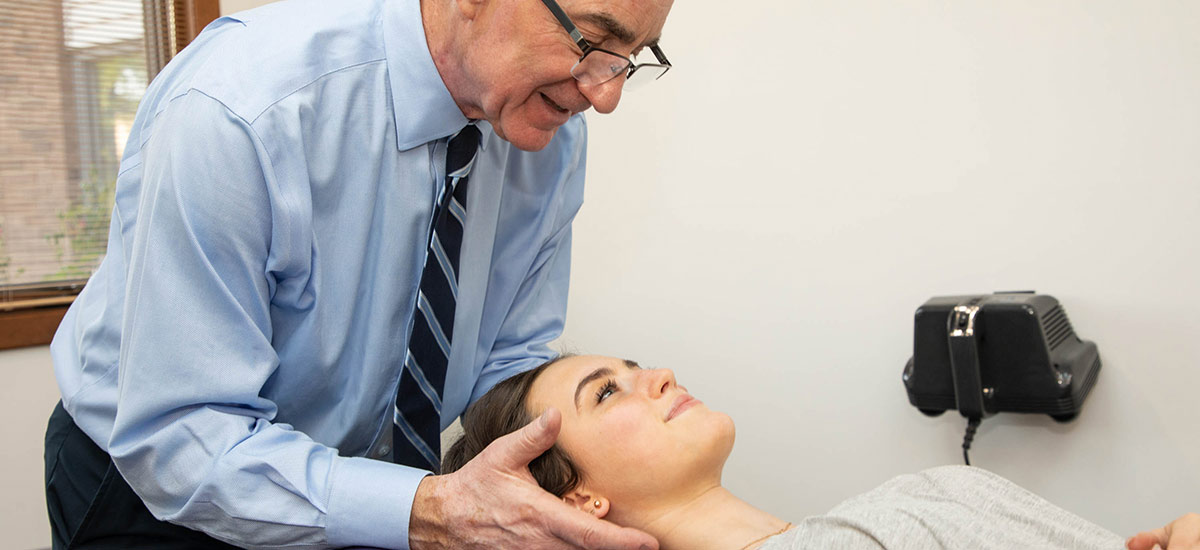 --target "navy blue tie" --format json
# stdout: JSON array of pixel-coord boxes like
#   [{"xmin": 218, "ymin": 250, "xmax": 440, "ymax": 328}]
[{"xmin": 393, "ymin": 125, "xmax": 481, "ymax": 471}]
